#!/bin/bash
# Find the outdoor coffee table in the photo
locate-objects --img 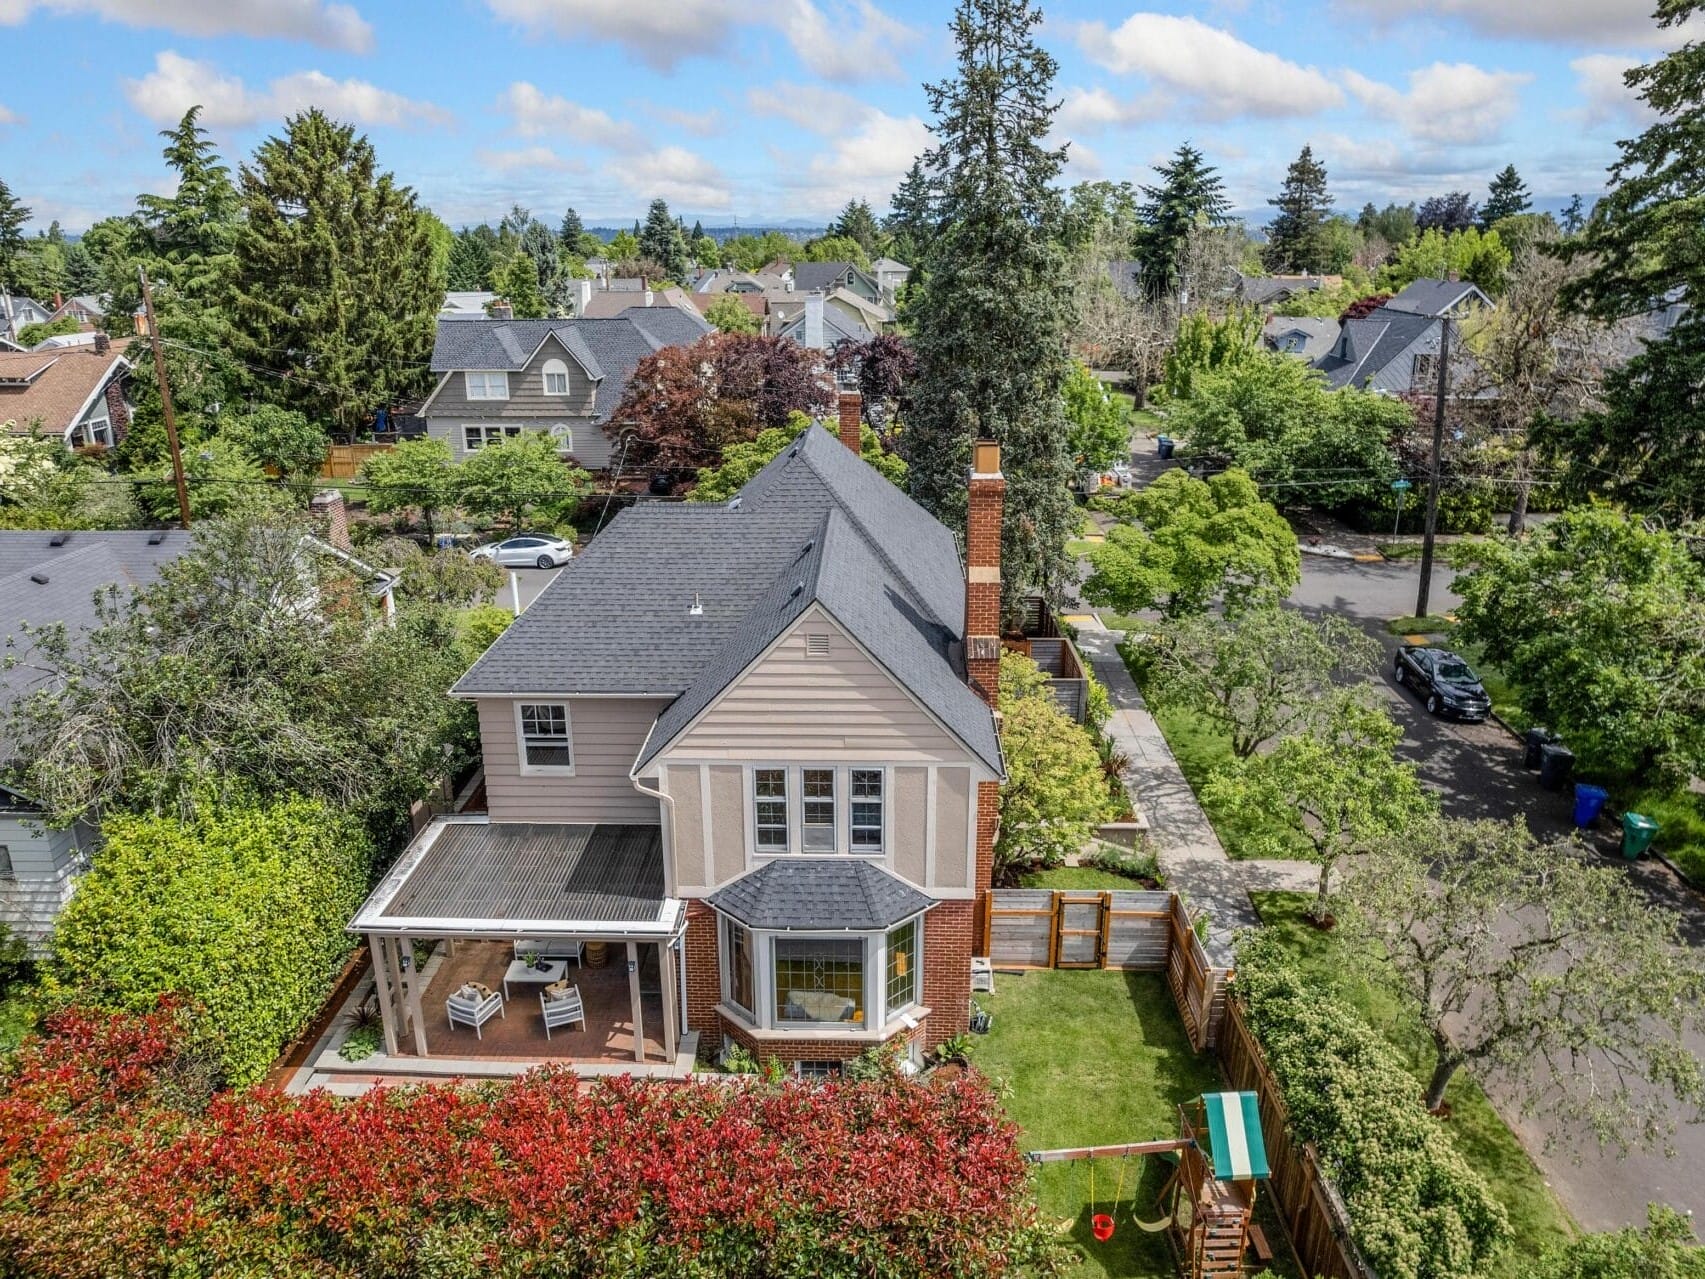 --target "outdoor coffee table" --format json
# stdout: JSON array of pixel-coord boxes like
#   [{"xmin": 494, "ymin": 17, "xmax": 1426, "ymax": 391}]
[{"xmin": 503, "ymin": 958, "xmax": 566, "ymax": 999}]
